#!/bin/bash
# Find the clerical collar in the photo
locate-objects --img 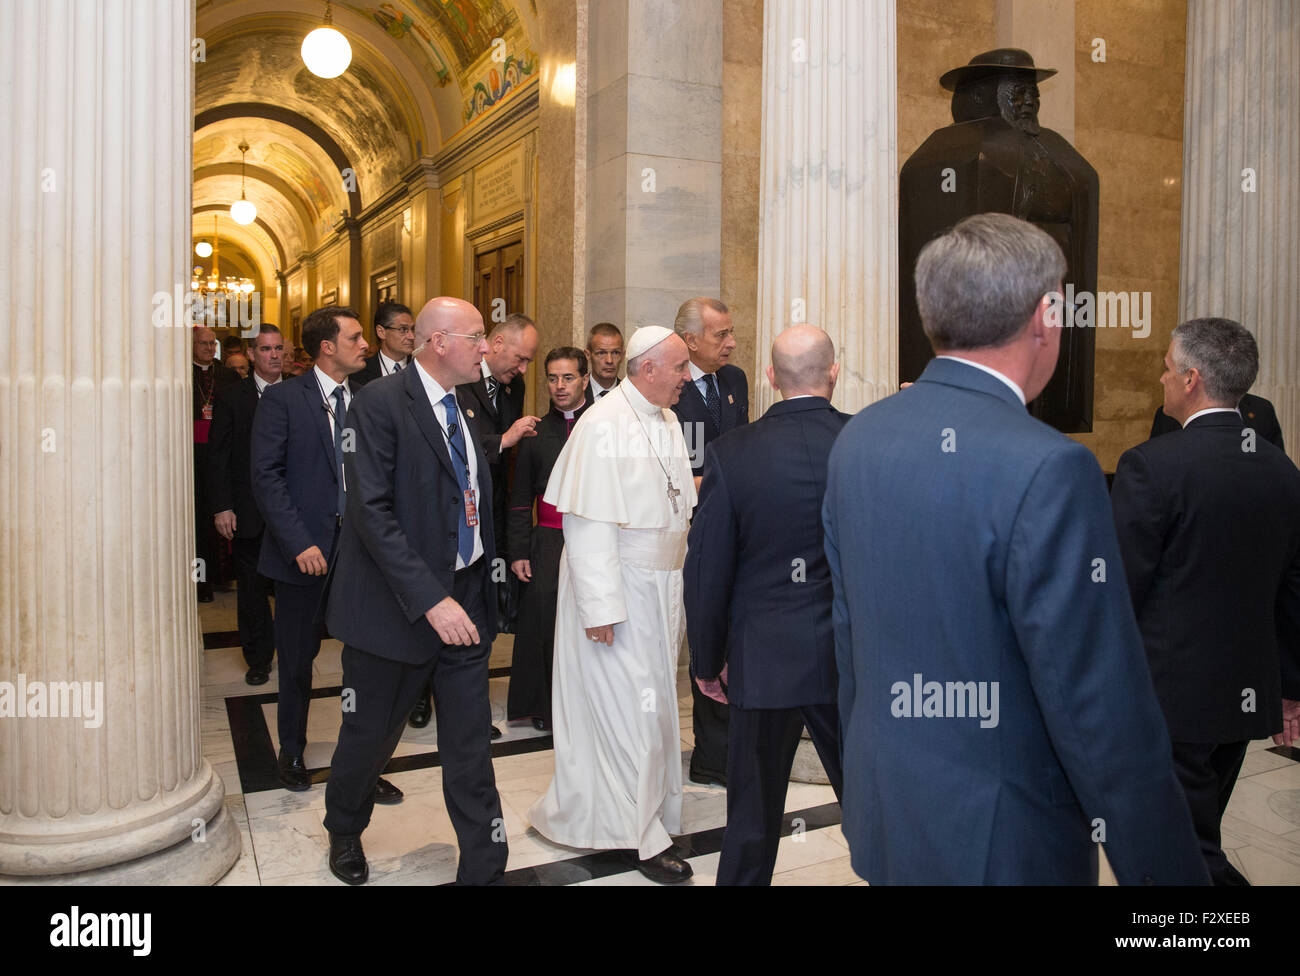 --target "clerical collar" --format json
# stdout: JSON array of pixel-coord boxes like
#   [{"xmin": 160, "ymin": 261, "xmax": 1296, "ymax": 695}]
[
  {"xmin": 936, "ymin": 355, "xmax": 1026, "ymax": 405},
  {"xmin": 194, "ymin": 361, "xmax": 212, "ymax": 371},
  {"xmin": 1184, "ymin": 406, "xmax": 1240, "ymax": 427},
  {"xmin": 620, "ymin": 377, "xmax": 662, "ymax": 417},
  {"xmin": 561, "ymin": 407, "xmax": 577, "ymax": 420}
]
